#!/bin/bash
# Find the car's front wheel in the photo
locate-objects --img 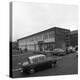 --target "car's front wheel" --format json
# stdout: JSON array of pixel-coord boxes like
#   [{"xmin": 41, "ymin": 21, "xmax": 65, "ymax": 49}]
[
  {"xmin": 29, "ymin": 68, "xmax": 35, "ymax": 74},
  {"xmin": 51, "ymin": 63, "xmax": 54, "ymax": 67}
]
